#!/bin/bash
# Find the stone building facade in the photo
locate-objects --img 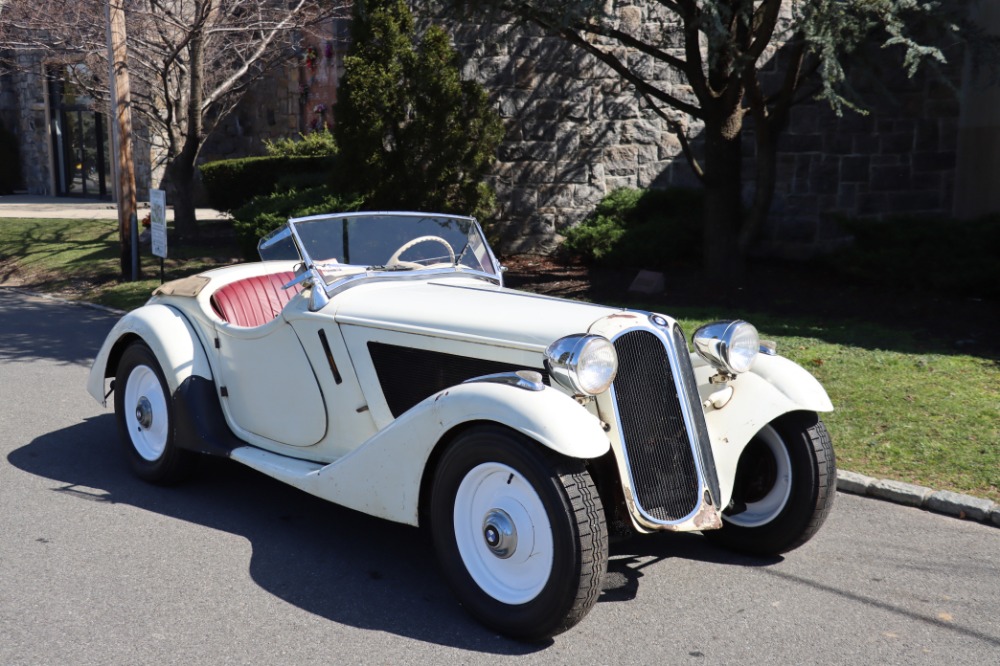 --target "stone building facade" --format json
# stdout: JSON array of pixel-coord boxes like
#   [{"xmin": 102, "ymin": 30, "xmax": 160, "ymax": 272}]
[
  {"xmin": 0, "ymin": 54, "xmax": 152, "ymax": 199},
  {"xmin": 2, "ymin": 3, "xmax": 997, "ymax": 257},
  {"xmin": 0, "ymin": 19, "xmax": 348, "ymax": 201}
]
